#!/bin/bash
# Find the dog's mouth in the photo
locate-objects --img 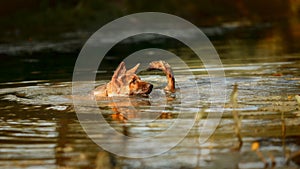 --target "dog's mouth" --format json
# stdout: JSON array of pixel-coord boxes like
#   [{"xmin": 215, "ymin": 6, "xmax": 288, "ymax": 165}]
[
  {"xmin": 135, "ymin": 83, "xmax": 153, "ymax": 97},
  {"xmin": 141, "ymin": 83, "xmax": 153, "ymax": 97},
  {"xmin": 145, "ymin": 83, "xmax": 153, "ymax": 94}
]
